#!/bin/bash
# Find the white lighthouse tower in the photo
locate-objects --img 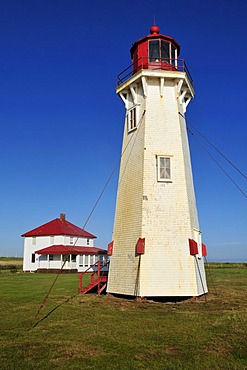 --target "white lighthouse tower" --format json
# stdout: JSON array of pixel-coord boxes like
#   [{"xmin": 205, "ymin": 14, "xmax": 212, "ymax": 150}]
[{"xmin": 107, "ymin": 25, "xmax": 208, "ymax": 298}]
